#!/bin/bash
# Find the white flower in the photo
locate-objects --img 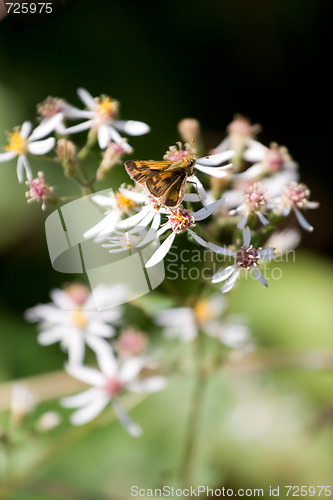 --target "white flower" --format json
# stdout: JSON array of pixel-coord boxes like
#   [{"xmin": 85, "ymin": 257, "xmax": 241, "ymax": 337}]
[
  {"xmin": 229, "ymin": 182, "xmax": 270, "ymax": 229},
  {"xmin": 99, "ymin": 226, "xmax": 155, "ymax": 254},
  {"xmin": 264, "ymin": 227, "xmax": 301, "ymax": 255},
  {"xmin": 61, "ymin": 348, "xmax": 166, "ymax": 435},
  {"xmin": 116, "ymin": 187, "xmax": 171, "ymax": 233},
  {"xmin": 0, "ymin": 121, "xmax": 56, "ymax": 182},
  {"xmin": 211, "ymin": 227, "xmax": 275, "ymax": 292},
  {"xmin": 274, "ymin": 182, "xmax": 319, "ymax": 232},
  {"xmin": 25, "ymin": 283, "xmax": 126, "ymax": 366},
  {"xmin": 11, "ymin": 382, "xmax": 35, "ymax": 424},
  {"xmin": 144, "ymin": 198, "xmax": 226, "ymax": 268},
  {"xmin": 155, "ymin": 295, "xmax": 251, "ymax": 348},
  {"xmin": 60, "ymin": 87, "xmax": 150, "ymax": 150},
  {"xmin": 240, "ymin": 141, "xmax": 298, "ymax": 180},
  {"xmin": 36, "ymin": 96, "xmax": 87, "ymax": 136},
  {"xmin": 83, "ymin": 189, "xmax": 139, "ymax": 240}
]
